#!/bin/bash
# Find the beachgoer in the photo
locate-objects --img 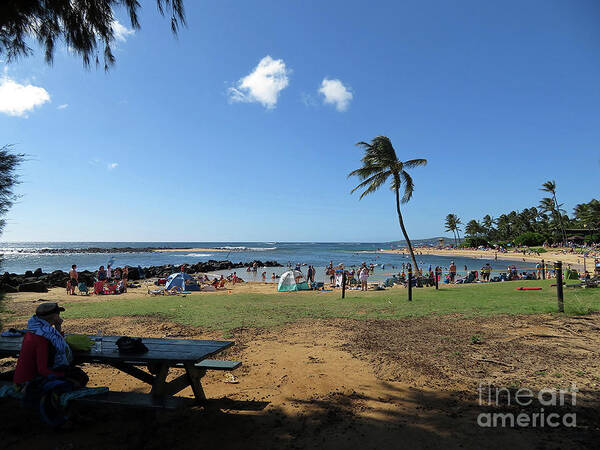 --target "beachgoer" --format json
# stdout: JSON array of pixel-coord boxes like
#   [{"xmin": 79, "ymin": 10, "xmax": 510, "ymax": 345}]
[
  {"xmin": 232, "ymin": 272, "xmax": 238, "ymax": 285},
  {"xmin": 122, "ymin": 266, "xmax": 129, "ymax": 292},
  {"xmin": 97, "ymin": 265, "xmax": 107, "ymax": 285},
  {"xmin": 359, "ymin": 263, "xmax": 369, "ymax": 291},
  {"xmin": 106, "ymin": 264, "xmax": 112, "ymax": 280},
  {"xmin": 262, "ymin": 272, "xmax": 266, "ymax": 282},
  {"xmin": 68, "ymin": 264, "xmax": 78, "ymax": 295},
  {"xmin": 13, "ymin": 302, "xmax": 88, "ymax": 388},
  {"xmin": 180, "ymin": 264, "xmax": 186, "ymax": 273},
  {"xmin": 449, "ymin": 261, "xmax": 457, "ymax": 283}
]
